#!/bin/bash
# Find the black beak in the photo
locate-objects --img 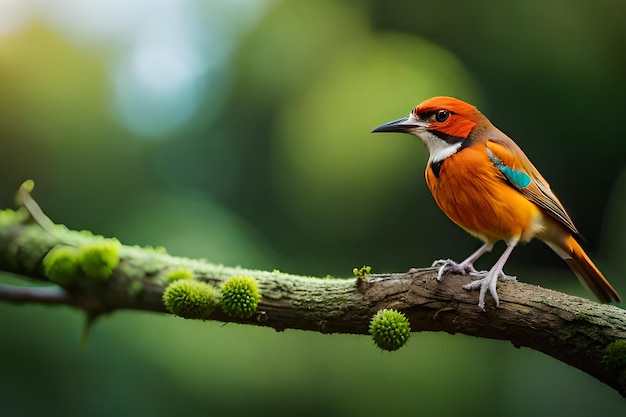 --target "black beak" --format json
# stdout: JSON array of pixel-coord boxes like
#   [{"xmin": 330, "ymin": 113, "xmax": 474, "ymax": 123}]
[{"xmin": 371, "ymin": 116, "xmax": 420, "ymax": 133}]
